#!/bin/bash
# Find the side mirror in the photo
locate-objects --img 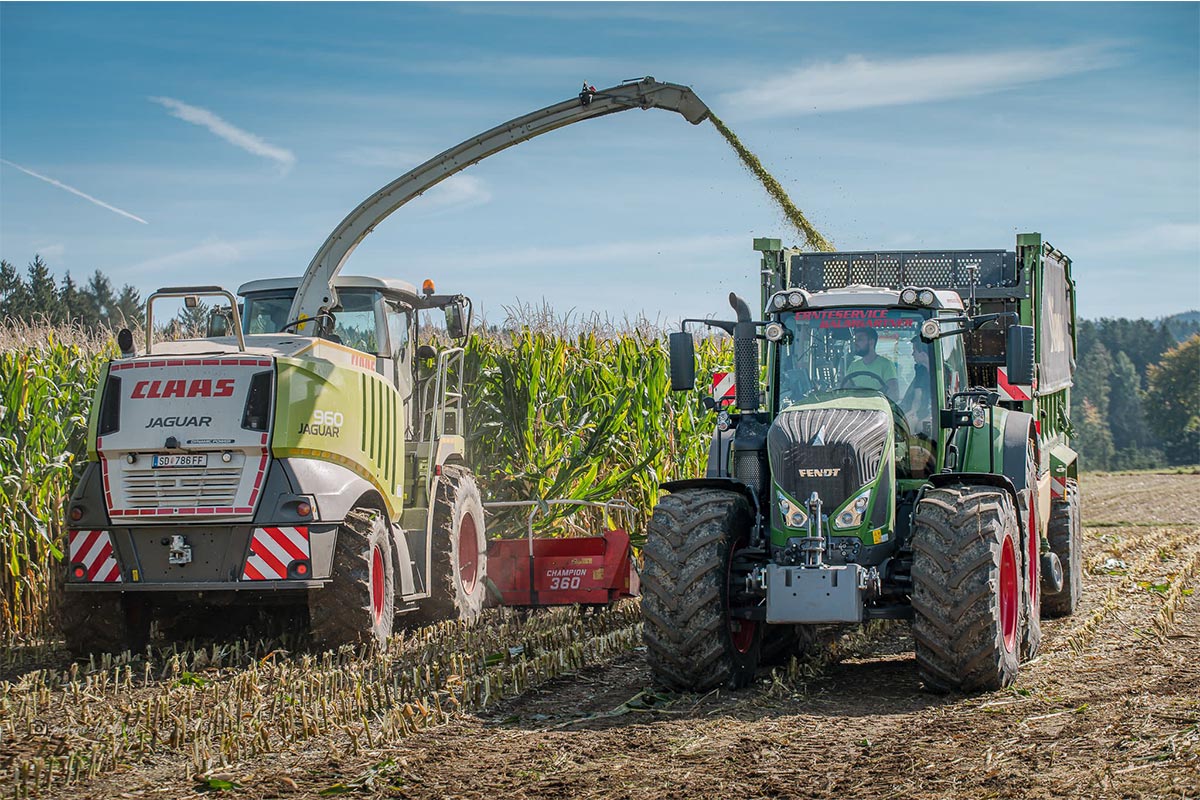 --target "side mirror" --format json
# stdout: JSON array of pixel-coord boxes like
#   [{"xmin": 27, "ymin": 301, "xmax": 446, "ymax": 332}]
[
  {"xmin": 444, "ymin": 302, "xmax": 466, "ymax": 339},
  {"xmin": 669, "ymin": 331, "xmax": 696, "ymax": 391},
  {"xmin": 1006, "ymin": 325, "xmax": 1036, "ymax": 386}
]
